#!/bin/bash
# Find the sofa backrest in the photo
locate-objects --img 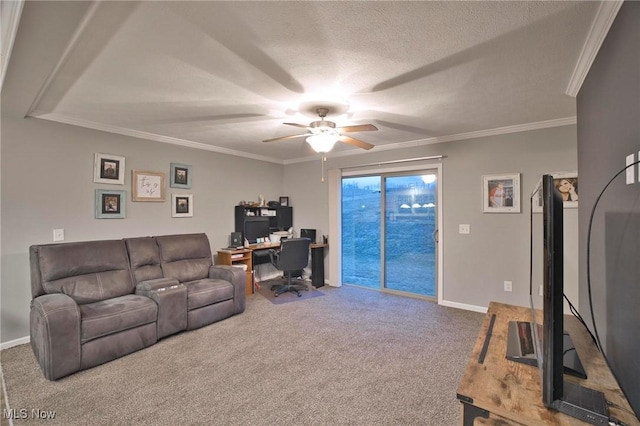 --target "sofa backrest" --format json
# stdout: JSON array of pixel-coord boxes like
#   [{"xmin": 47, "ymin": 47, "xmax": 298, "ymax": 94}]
[
  {"xmin": 29, "ymin": 240, "xmax": 134, "ymax": 304},
  {"xmin": 155, "ymin": 233, "xmax": 212, "ymax": 283},
  {"xmin": 124, "ymin": 237, "xmax": 164, "ymax": 284}
]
